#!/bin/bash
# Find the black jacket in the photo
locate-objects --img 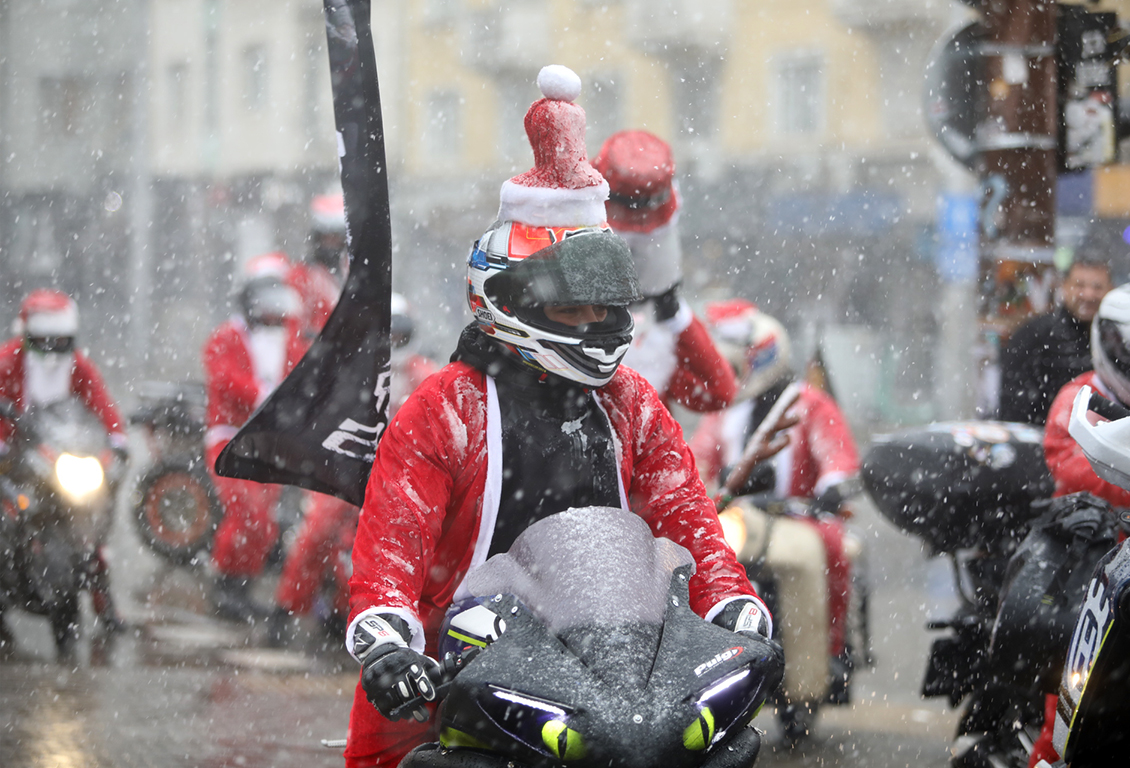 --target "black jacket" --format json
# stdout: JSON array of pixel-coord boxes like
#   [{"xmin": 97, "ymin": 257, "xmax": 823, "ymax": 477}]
[{"xmin": 998, "ymin": 306, "xmax": 1092, "ymax": 425}]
